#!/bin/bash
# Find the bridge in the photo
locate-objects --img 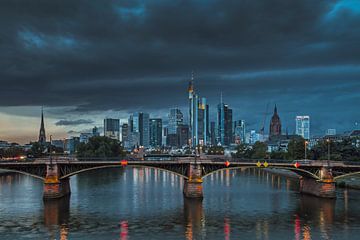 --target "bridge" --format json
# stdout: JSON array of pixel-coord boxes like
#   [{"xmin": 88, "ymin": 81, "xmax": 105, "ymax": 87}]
[{"xmin": 1, "ymin": 156, "xmax": 360, "ymax": 200}]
